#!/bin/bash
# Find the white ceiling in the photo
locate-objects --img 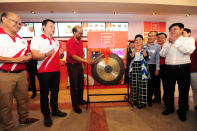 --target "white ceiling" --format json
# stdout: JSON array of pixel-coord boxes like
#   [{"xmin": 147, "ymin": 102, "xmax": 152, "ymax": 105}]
[{"xmin": 0, "ymin": 1, "xmax": 197, "ymax": 21}]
